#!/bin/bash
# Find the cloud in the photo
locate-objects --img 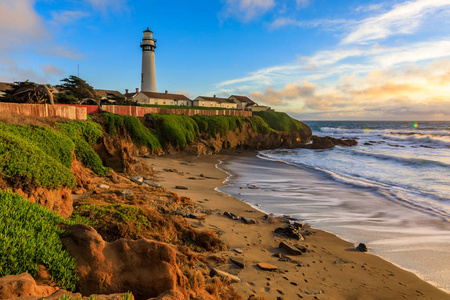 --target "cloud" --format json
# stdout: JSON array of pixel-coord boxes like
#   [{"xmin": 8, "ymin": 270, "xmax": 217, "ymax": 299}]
[
  {"xmin": 270, "ymin": 17, "xmax": 351, "ymax": 30},
  {"xmin": 50, "ymin": 10, "xmax": 90, "ymax": 25},
  {"xmin": 220, "ymin": 0, "xmax": 275, "ymax": 21},
  {"xmin": 41, "ymin": 63, "xmax": 65, "ymax": 77},
  {"xmin": 342, "ymin": 0, "xmax": 450, "ymax": 44},
  {"xmin": 250, "ymin": 82, "xmax": 316, "ymax": 105},
  {"xmin": 84, "ymin": 0, "xmax": 129, "ymax": 12},
  {"xmin": 0, "ymin": 0, "xmax": 47, "ymax": 51},
  {"xmin": 39, "ymin": 47, "xmax": 84, "ymax": 60}
]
